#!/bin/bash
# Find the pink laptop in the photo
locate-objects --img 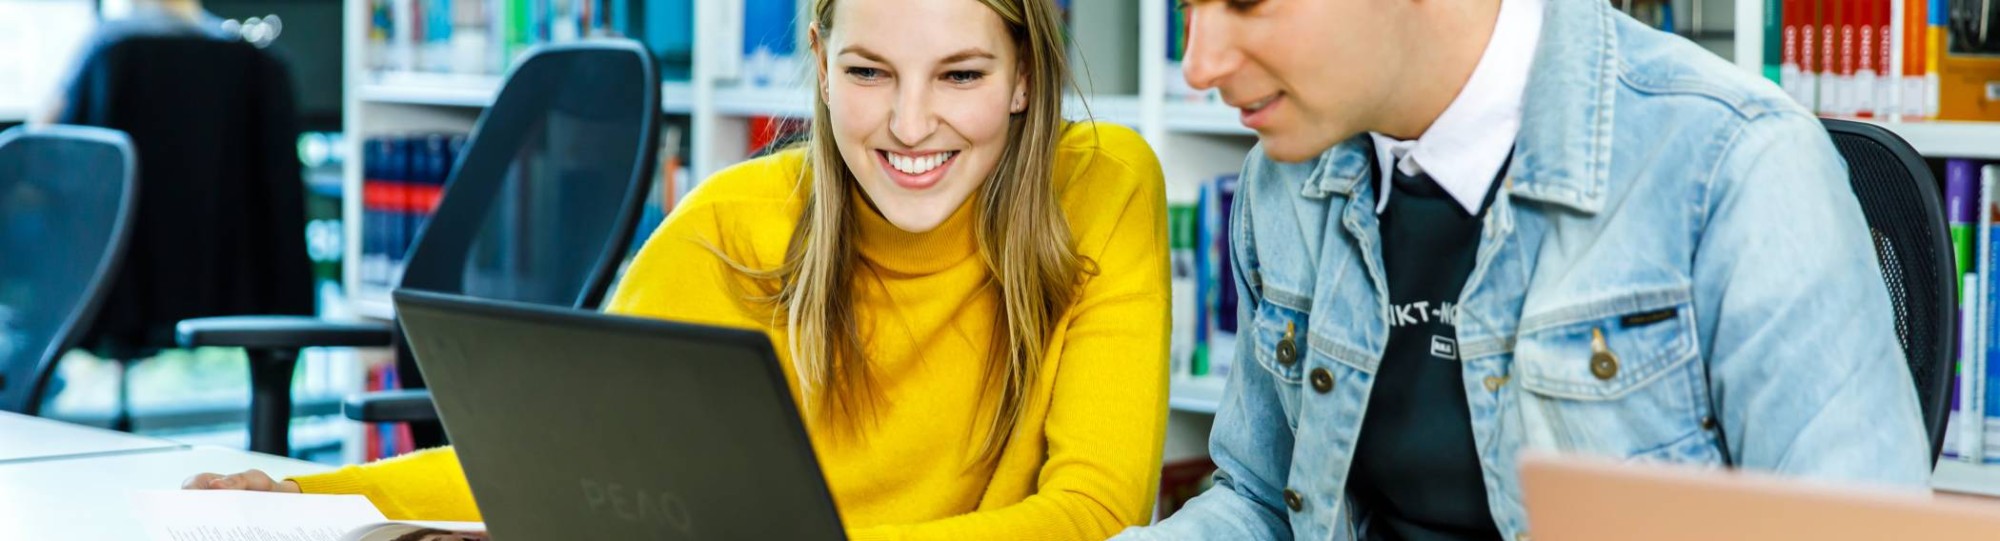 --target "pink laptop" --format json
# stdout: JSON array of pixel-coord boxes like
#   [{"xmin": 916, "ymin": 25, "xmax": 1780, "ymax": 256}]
[{"xmin": 1520, "ymin": 453, "xmax": 2000, "ymax": 540}]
